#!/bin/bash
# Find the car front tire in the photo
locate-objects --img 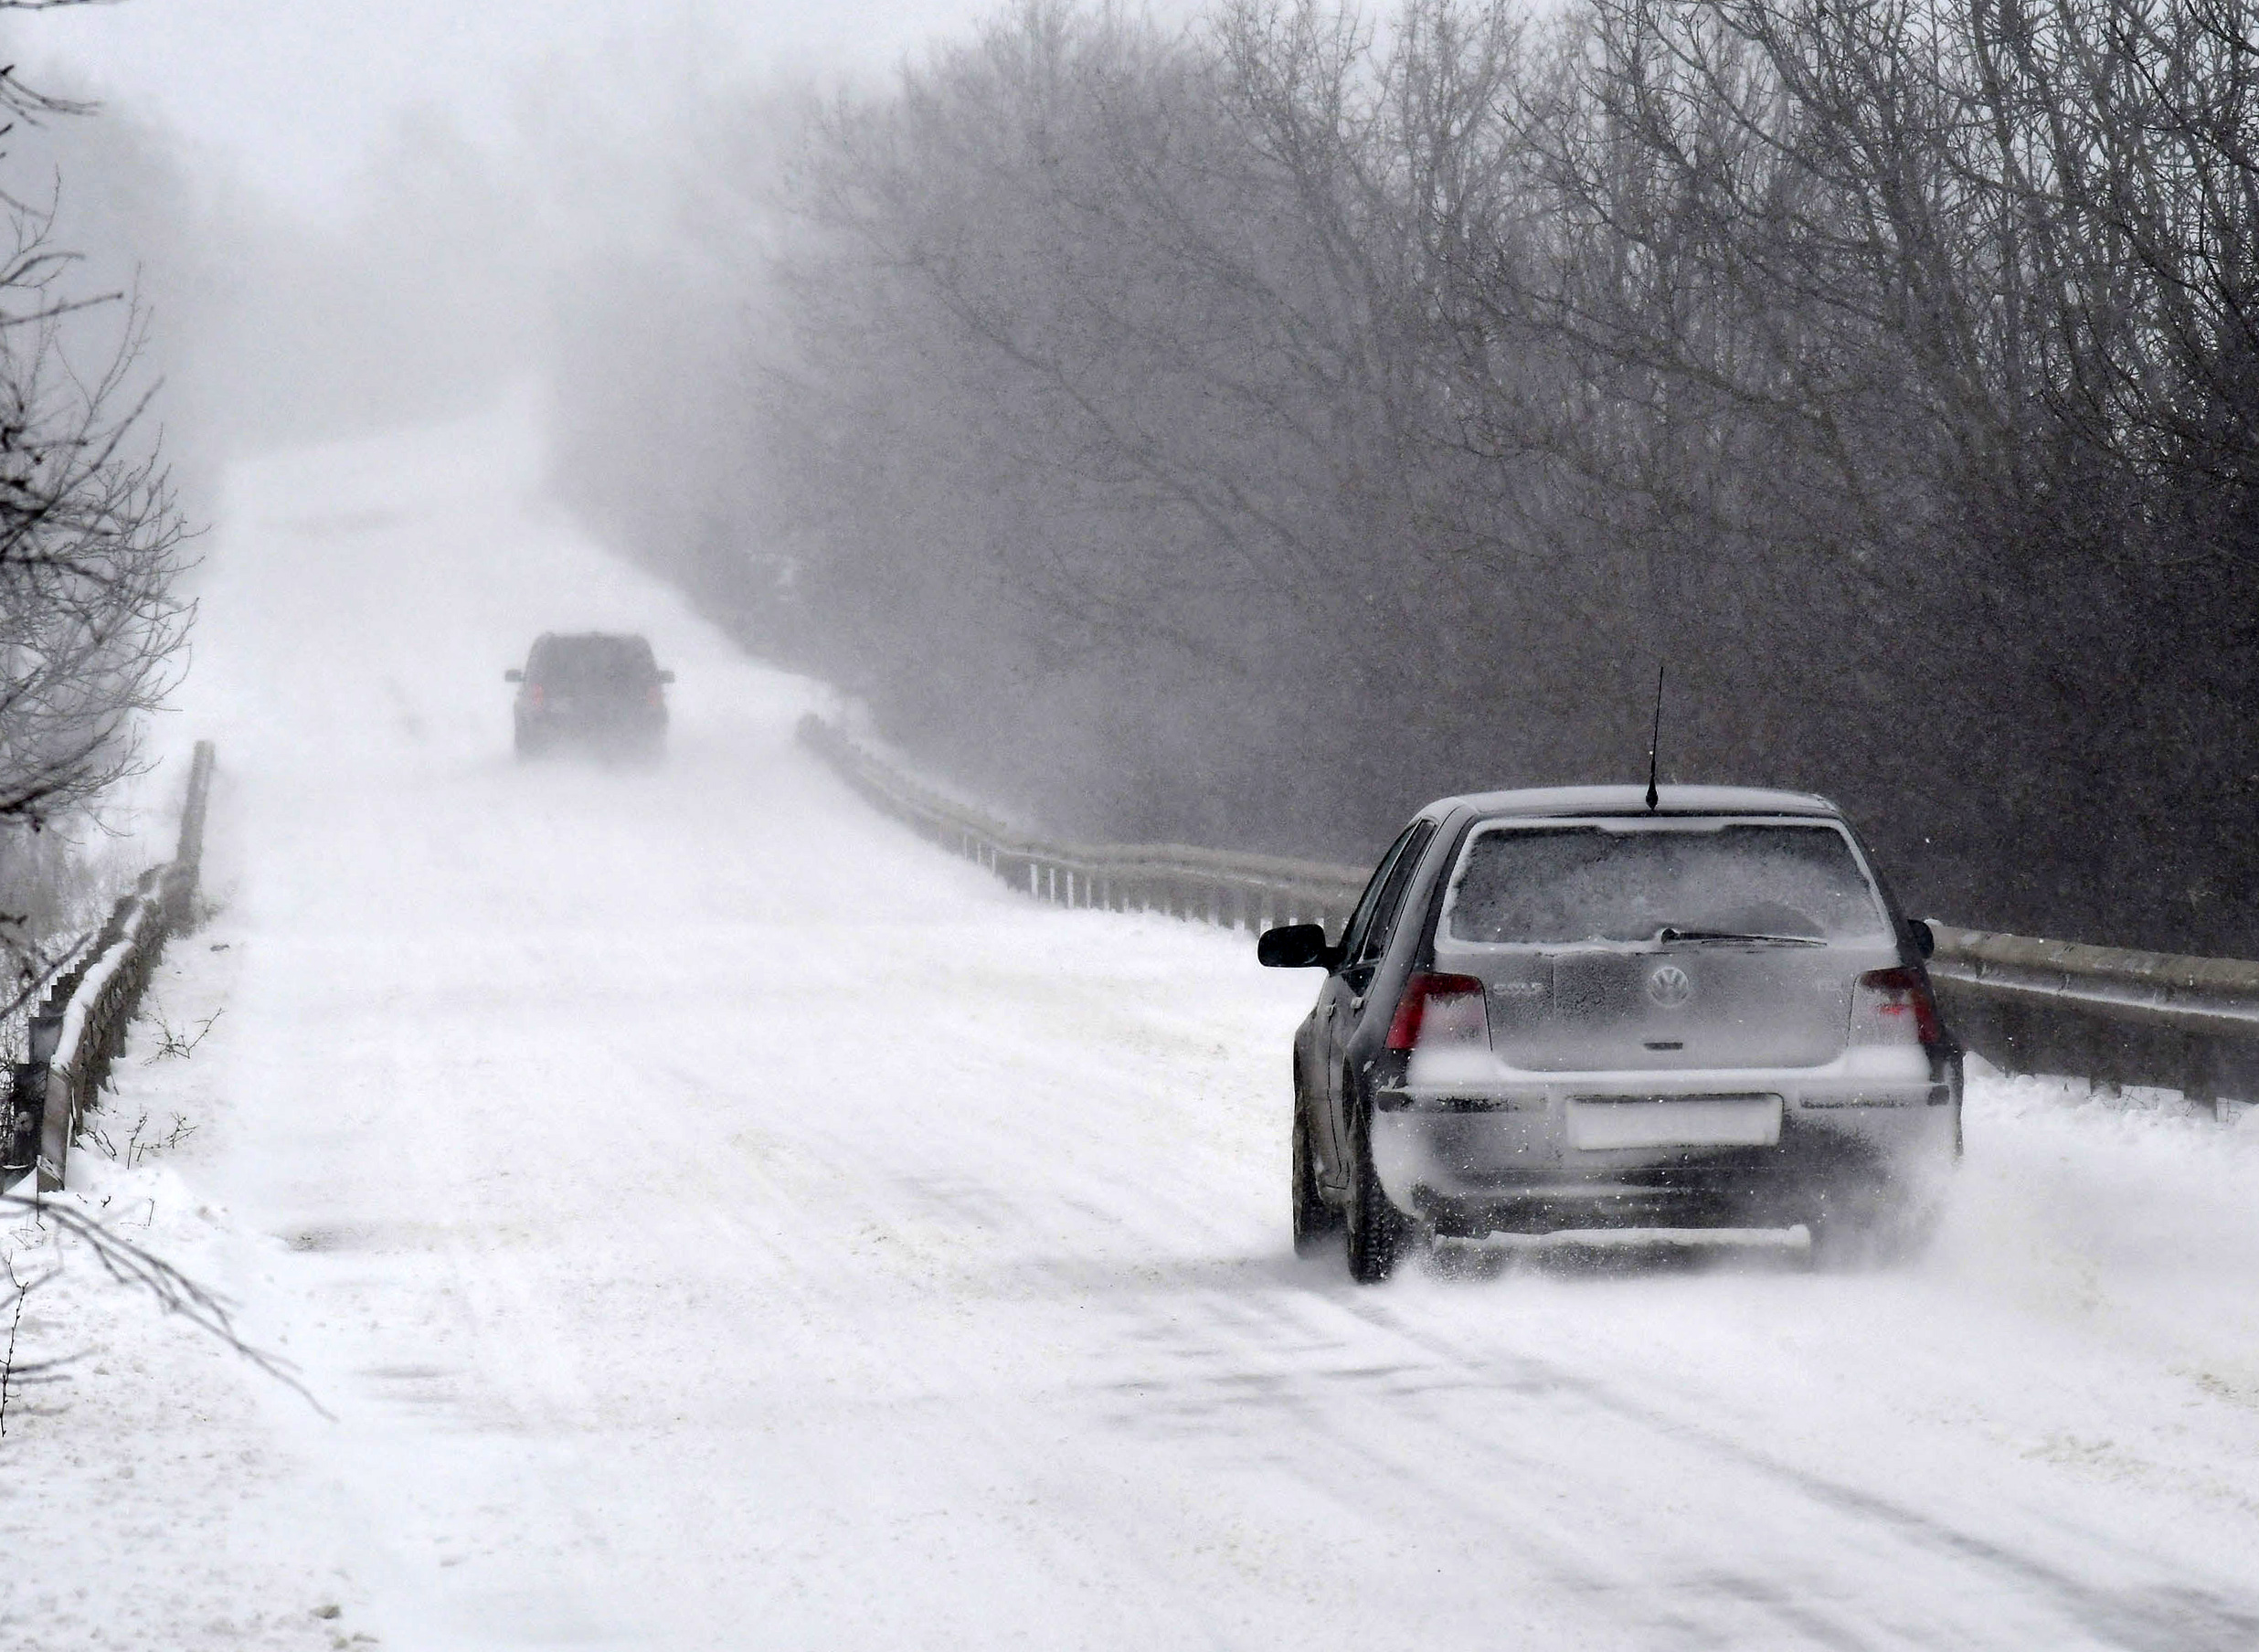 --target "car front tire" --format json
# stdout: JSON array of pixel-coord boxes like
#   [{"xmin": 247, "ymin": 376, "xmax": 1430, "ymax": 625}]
[{"xmin": 1291, "ymin": 1091, "xmax": 1341, "ymax": 1256}]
